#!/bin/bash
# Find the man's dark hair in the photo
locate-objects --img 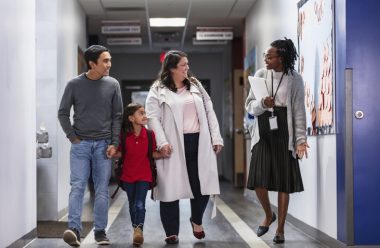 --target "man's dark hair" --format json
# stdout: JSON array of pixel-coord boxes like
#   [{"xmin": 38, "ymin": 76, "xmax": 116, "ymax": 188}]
[
  {"xmin": 270, "ymin": 38, "xmax": 298, "ymax": 75},
  {"xmin": 156, "ymin": 50, "xmax": 193, "ymax": 92},
  {"xmin": 84, "ymin": 45, "xmax": 110, "ymax": 70}
]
